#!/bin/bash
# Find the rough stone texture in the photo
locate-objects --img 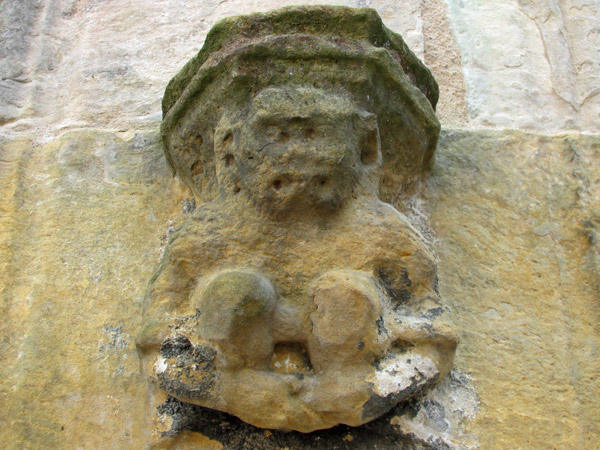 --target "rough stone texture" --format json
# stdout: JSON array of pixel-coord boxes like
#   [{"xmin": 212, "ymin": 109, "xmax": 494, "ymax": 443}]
[
  {"xmin": 391, "ymin": 371, "xmax": 479, "ymax": 449},
  {"xmin": 445, "ymin": 0, "xmax": 600, "ymax": 132},
  {"xmin": 428, "ymin": 130, "xmax": 600, "ymax": 449},
  {"xmin": 0, "ymin": 130, "xmax": 189, "ymax": 448},
  {"xmin": 2, "ymin": 128, "xmax": 597, "ymax": 449},
  {"xmin": 5, "ymin": 0, "xmax": 598, "ymax": 134},
  {"xmin": 1, "ymin": 0, "xmax": 599, "ymax": 449},
  {"xmin": 136, "ymin": 7, "xmax": 457, "ymax": 437},
  {"xmin": 0, "ymin": 0, "xmax": 424, "ymax": 140},
  {"xmin": 421, "ymin": 0, "xmax": 468, "ymax": 127}
]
